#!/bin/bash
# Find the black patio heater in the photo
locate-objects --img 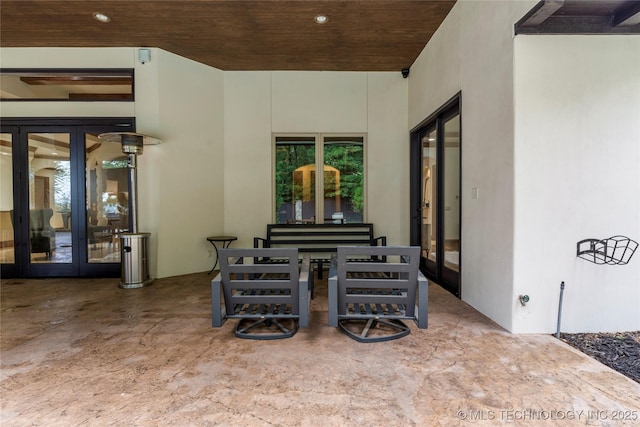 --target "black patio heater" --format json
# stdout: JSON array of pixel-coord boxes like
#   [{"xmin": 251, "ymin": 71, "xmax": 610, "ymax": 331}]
[{"xmin": 98, "ymin": 132, "xmax": 161, "ymax": 289}]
